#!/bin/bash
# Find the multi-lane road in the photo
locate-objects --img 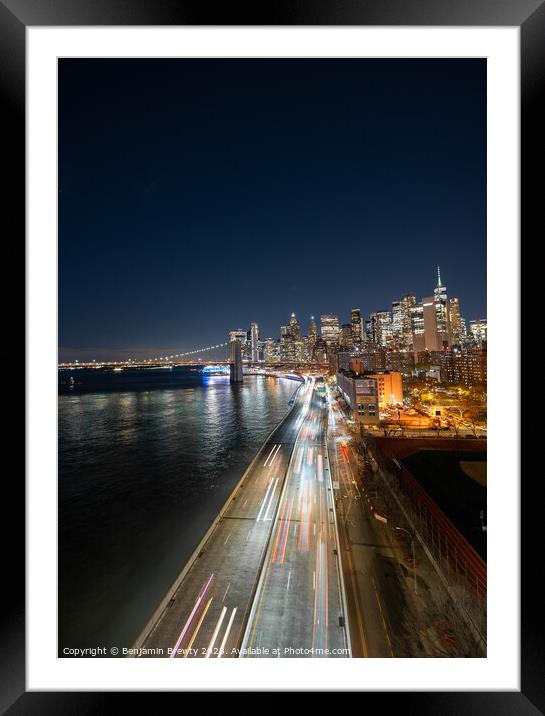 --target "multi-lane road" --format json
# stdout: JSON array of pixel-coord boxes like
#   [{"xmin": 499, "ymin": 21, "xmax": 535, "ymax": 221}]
[
  {"xmin": 134, "ymin": 377, "xmax": 351, "ymax": 658},
  {"xmin": 241, "ymin": 381, "xmax": 350, "ymax": 657}
]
